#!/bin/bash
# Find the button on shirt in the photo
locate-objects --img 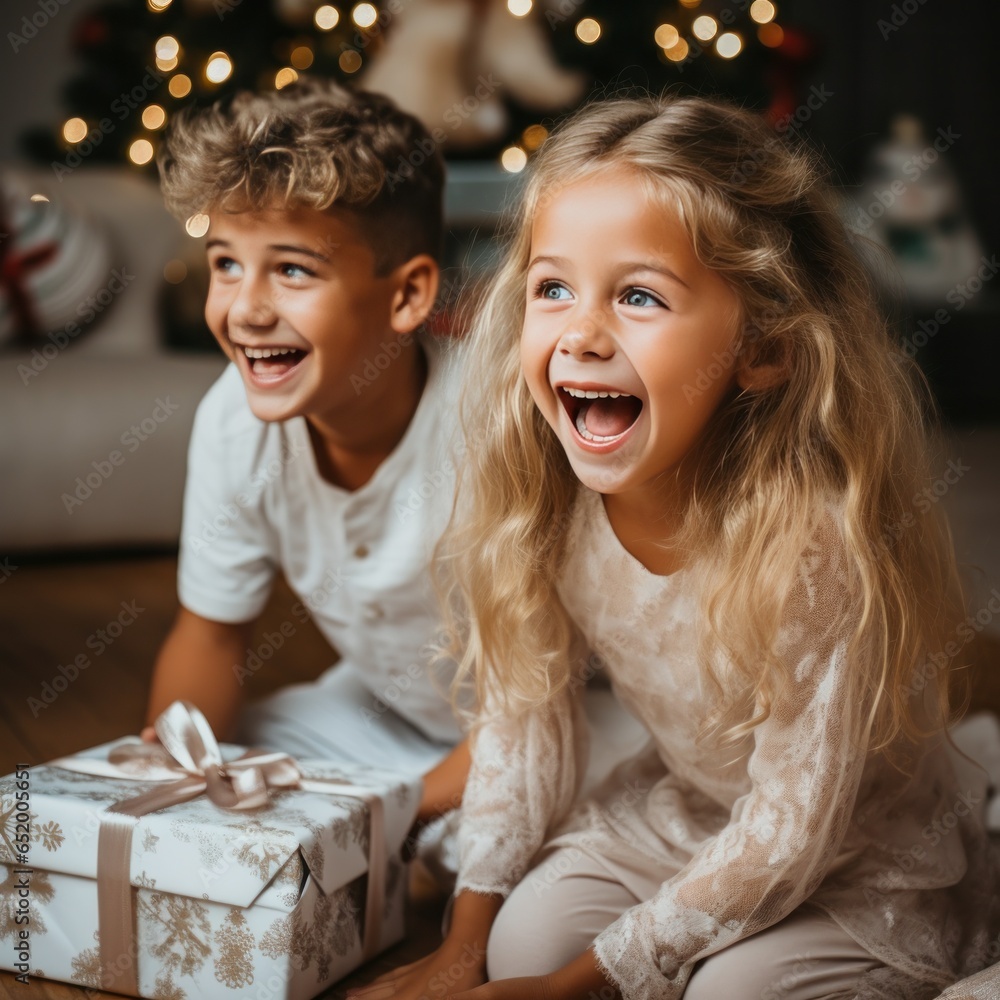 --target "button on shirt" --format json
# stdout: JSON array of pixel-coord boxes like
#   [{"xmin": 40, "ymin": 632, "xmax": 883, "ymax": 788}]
[{"xmin": 177, "ymin": 335, "xmax": 464, "ymax": 743}]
